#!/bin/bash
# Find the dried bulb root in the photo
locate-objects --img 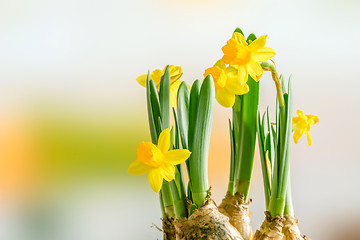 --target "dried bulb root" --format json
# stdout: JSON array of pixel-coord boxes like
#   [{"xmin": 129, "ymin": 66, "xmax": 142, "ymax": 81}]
[
  {"xmin": 282, "ymin": 215, "xmax": 309, "ymax": 240},
  {"xmin": 253, "ymin": 212, "xmax": 284, "ymax": 240},
  {"xmin": 163, "ymin": 217, "xmax": 176, "ymax": 240},
  {"xmin": 218, "ymin": 192, "xmax": 253, "ymax": 240},
  {"xmin": 174, "ymin": 197, "xmax": 244, "ymax": 240}
]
